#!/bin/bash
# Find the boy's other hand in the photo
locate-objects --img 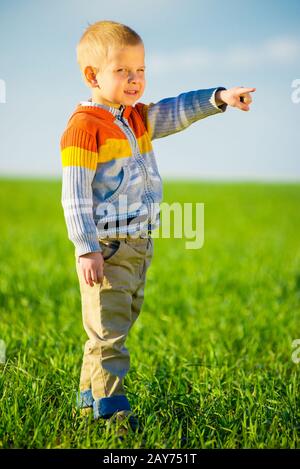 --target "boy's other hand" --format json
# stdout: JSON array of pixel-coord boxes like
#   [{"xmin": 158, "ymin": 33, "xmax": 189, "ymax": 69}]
[
  {"xmin": 215, "ymin": 86, "xmax": 256, "ymax": 111},
  {"xmin": 79, "ymin": 251, "xmax": 104, "ymax": 287}
]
